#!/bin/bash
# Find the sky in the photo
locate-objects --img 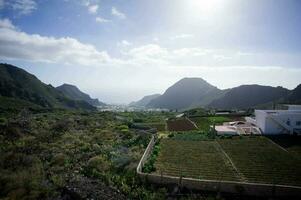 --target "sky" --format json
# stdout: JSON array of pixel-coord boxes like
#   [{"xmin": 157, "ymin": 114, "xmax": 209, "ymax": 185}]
[{"xmin": 0, "ymin": 0, "xmax": 301, "ymax": 104}]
